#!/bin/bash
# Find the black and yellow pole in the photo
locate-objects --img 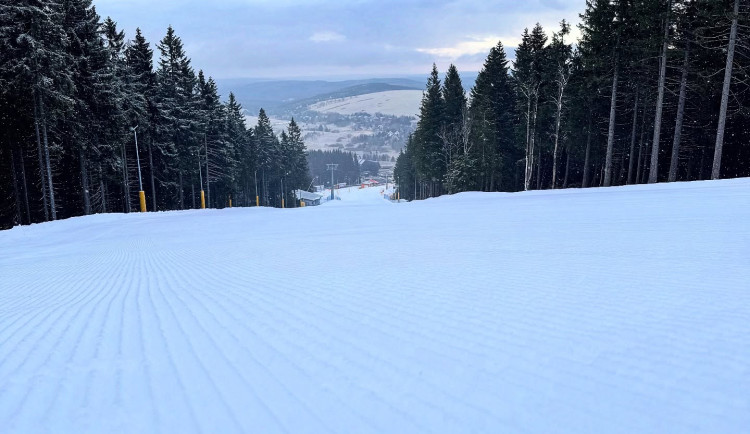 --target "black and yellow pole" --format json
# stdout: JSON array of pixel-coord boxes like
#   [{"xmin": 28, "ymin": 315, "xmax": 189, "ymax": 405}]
[
  {"xmin": 229, "ymin": 195, "xmax": 232, "ymax": 208},
  {"xmin": 254, "ymin": 170, "xmax": 259, "ymax": 207},
  {"xmin": 198, "ymin": 157, "xmax": 206, "ymax": 209},
  {"xmin": 132, "ymin": 126, "xmax": 146, "ymax": 212},
  {"xmin": 281, "ymin": 178, "xmax": 285, "ymax": 208}
]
